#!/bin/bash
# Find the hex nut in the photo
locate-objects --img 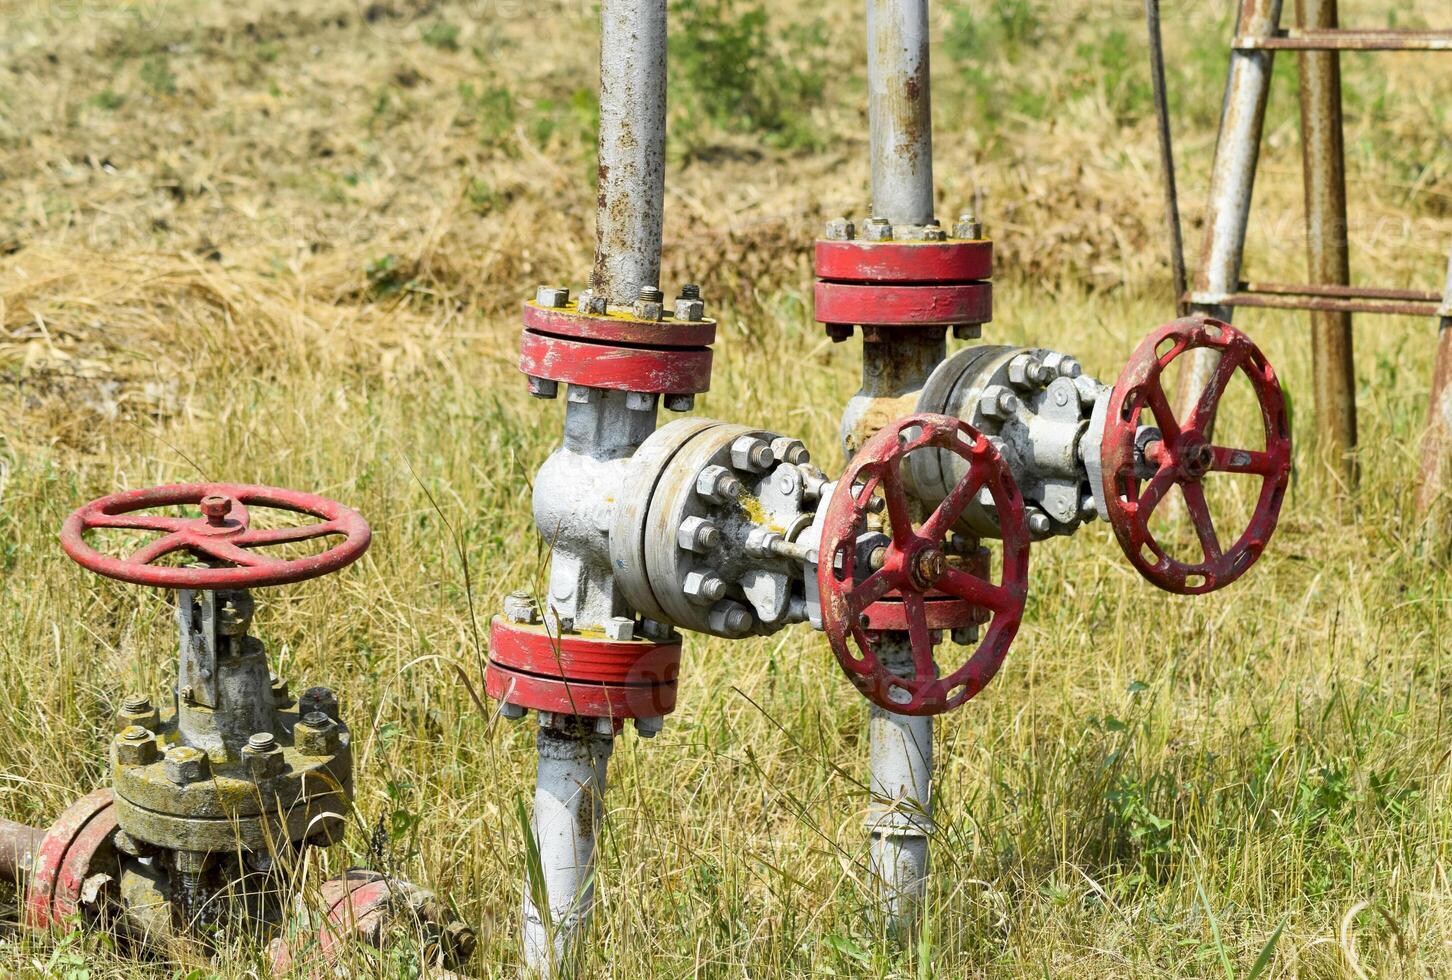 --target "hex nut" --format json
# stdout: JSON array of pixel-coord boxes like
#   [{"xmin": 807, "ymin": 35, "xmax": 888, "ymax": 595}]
[
  {"xmin": 114, "ymin": 726, "xmax": 159, "ymax": 766},
  {"xmin": 1007, "ymin": 353, "xmax": 1050, "ymax": 389},
  {"xmin": 862, "ymin": 217, "xmax": 893, "ymax": 241},
  {"xmin": 663, "ymin": 393, "xmax": 695, "ymax": 412},
  {"xmin": 164, "ymin": 746, "xmax": 211, "ymax": 785},
  {"xmin": 295, "ymin": 712, "xmax": 341, "ymax": 756},
  {"xmin": 1041, "ymin": 351, "xmax": 1082, "ymax": 379},
  {"xmin": 707, "ymin": 601, "xmax": 753, "ymax": 637},
  {"xmin": 243, "ymin": 739, "xmax": 287, "ymax": 779},
  {"xmin": 953, "ymin": 213, "xmax": 984, "ymax": 239},
  {"xmin": 576, "ymin": 290, "xmax": 607, "ymax": 315},
  {"xmin": 677, "ymin": 516, "xmax": 720, "ymax": 553},
  {"xmin": 1026, "ymin": 510, "xmax": 1052, "ymax": 537},
  {"xmin": 951, "ymin": 626, "xmax": 980, "ymax": 645},
  {"xmin": 536, "ymin": 285, "xmax": 570, "ymax": 308},
  {"xmin": 674, "ymin": 297, "xmax": 705, "ymax": 321},
  {"xmin": 695, "ymin": 465, "xmax": 742, "ymax": 503},
  {"xmin": 981, "ymin": 386, "xmax": 1020, "ymax": 420},
  {"xmin": 271, "ymin": 672, "xmax": 292, "ymax": 707},
  {"xmin": 952, "ymin": 324, "xmax": 983, "ymax": 341},
  {"xmin": 770, "ymin": 437, "xmax": 810, "ymax": 466},
  {"xmin": 604, "ymin": 616, "xmax": 636, "ymax": 642},
  {"xmin": 500, "ymin": 702, "xmax": 527, "ymax": 721},
  {"xmin": 634, "ymin": 715, "xmax": 665, "ymax": 738},
  {"xmin": 745, "ymin": 526, "xmax": 783, "ymax": 558},
  {"xmin": 298, "ymin": 686, "xmax": 340, "ymax": 722},
  {"xmin": 625, "ymin": 391, "xmax": 657, "ymax": 412},
  {"xmin": 215, "ymin": 591, "xmax": 255, "ymax": 636},
  {"xmin": 634, "ymin": 286, "xmax": 665, "ymax": 321},
  {"xmin": 115, "ymin": 695, "xmax": 160, "ymax": 734},
  {"xmin": 731, "ymin": 436, "xmax": 774, "ymax": 473},
  {"xmin": 682, "ymin": 571, "xmax": 726, "ymax": 604},
  {"xmin": 921, "ymin": 221, "xmax": 947, "ymax": 242},
  {"xmin": 824, "ymin": 217, "xmax": 855, "ymax": 241},
  {"xmin": 527, "ymin": 377, "xmax": 559, "ymax": 399},
  {"xmin": 503, "ymin": 590, "xmax": 540, "ymax": 625}
]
